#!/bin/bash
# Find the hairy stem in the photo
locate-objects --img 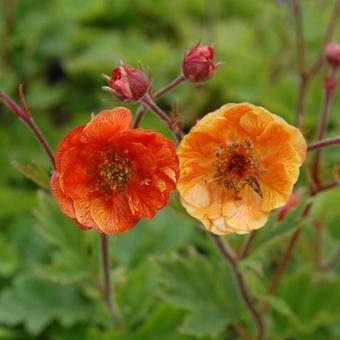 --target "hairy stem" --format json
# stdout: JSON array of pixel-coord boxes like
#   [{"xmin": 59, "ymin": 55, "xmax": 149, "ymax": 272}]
[
  {"xmin": 133, "ymin": 104, "xmax": 146, "ymax": 128},
  {"xmin": 211, "ymin": 234, "xmax": 265, "ymax": 340},
  {"xmin": 134, "ymin": 73, "xmax": 186, "ymax": 128},
  {"xmin": 100, "ymin": 234, "xmax": 123, "ymax": 328},
  {"xmin": 0, "ymin": 88, "xmax": 56, "ymax": 168},
  {"xmin": 142, "ymin": 93, "xmax": 183, "ymax": 141}
]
